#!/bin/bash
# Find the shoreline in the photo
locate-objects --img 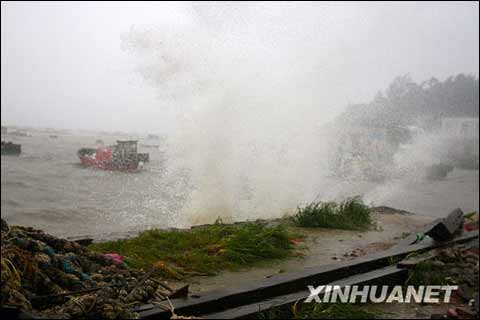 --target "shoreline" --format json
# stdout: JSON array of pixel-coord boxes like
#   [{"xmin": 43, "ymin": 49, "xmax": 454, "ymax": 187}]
[
  {"xmin": 2, "ymin": 206, "xmax": 477, "ymax": 319},
  {"xmin": 59, "ymin": 205, "xmax": 424, "ymax": 244}
]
